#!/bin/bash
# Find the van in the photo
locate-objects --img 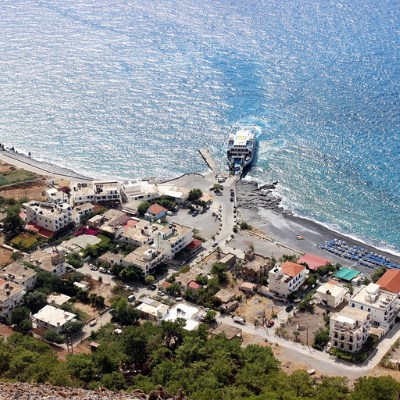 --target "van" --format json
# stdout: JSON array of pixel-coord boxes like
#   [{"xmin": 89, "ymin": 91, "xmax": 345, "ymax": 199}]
[
  {"xmin": 128, "ymin": 295, "xmax": 136, "ymax": 302},
  {"xmin": 233, "ymin": 316, "xmax": 246, "ymax": 325}
]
